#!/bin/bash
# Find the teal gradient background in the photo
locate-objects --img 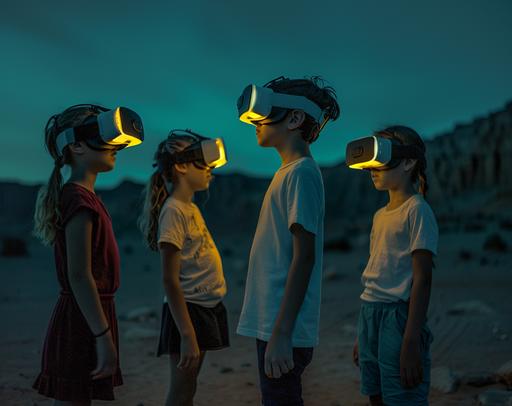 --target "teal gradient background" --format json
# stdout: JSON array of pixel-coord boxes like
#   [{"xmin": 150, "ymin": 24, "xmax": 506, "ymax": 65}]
[{"xmin": 1, "ymin": 0, "xmax": 511, "ymax": 186}]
